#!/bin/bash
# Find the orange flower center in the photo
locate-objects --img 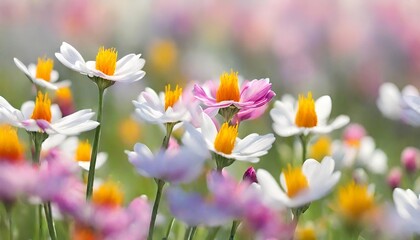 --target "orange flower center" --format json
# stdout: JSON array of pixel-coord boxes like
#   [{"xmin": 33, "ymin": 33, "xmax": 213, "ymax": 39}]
[
  {"xmin": 92, "ymin": 181, "xmax": 123, "ymax": 208},
  {"xmin": 216, "ymin": 70, "xmax": 240, "ymax": 102},
  {"xmin": 75, "ymin": 140, "xmax": 91, "ymax": 162},
  {"xmin": 164, "ymin": 84, "xmax": 182, "ymax": 110},
  {"xmin": 295, "ymin": 92, "xmax": 317, "ymax": 128},
  {"xmin": 0, "ymin": 125, "xmax": 24, "ymax": 163},
  {"xmin": 31, "ymin": 91, "xmax": 52, "ymax": 122},
  {"xmin": 73, "ymin": 224, "xmax": 98, "ymax": 240},
  {"xmin": 36, "ymin": 57, "xmax": 54, "ymax": 81},
  {"xmin": 283, "ymin": 165, "xmax": 309, "ymax": 197},
  {"xmin": 214, "ymin": 123, "xmax": 238, "ymax": 154},
  {"xmin": 95, "ymin": 47, "xmax": 117, "ymax": 76},
  {"xmin": 56, "ymin": 87, "xmax": 73, "ymax": 103},
  {"xmin": 309, "ymin": 136, "xmax": 332, "ymax": 161},
  {"xmin": 338, "ymin": 181, "xmax": 375, "ymax": 221}
]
